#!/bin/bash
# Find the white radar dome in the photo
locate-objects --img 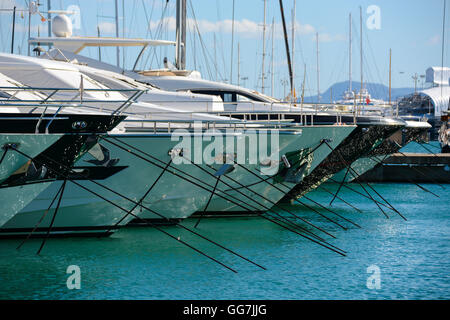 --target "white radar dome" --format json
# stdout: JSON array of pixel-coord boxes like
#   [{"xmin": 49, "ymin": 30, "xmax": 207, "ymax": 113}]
[{"xmin": 52, "ymin": 14, "xmax": 73, "ymax": 38}]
